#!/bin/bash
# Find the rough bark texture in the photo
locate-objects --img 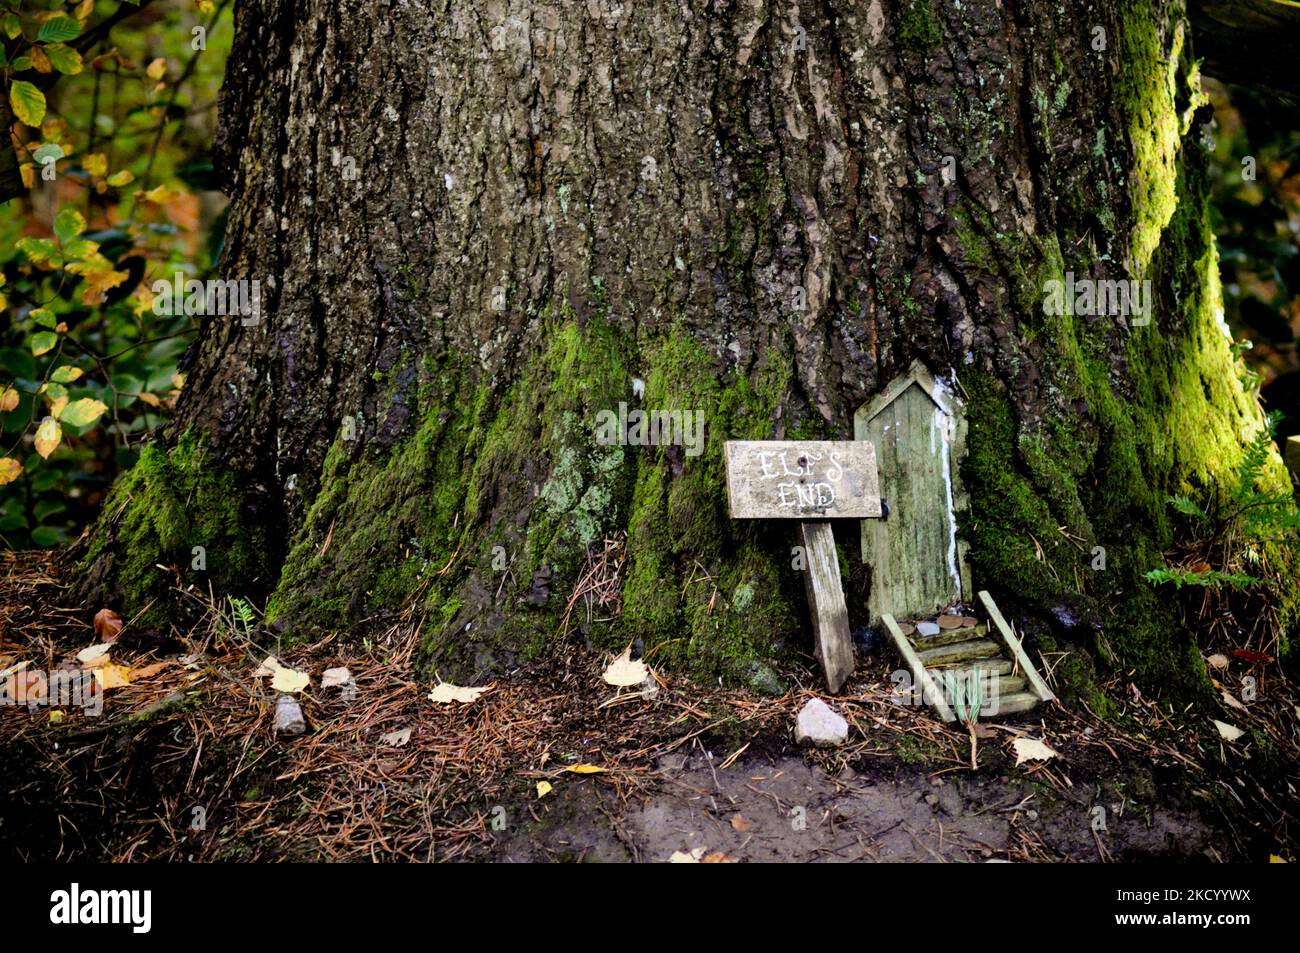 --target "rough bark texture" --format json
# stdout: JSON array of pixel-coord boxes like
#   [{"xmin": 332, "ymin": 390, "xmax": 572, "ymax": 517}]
[{"xmin": 80, "ymin": 0, "xmax": 1297, "ymax": 701}]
